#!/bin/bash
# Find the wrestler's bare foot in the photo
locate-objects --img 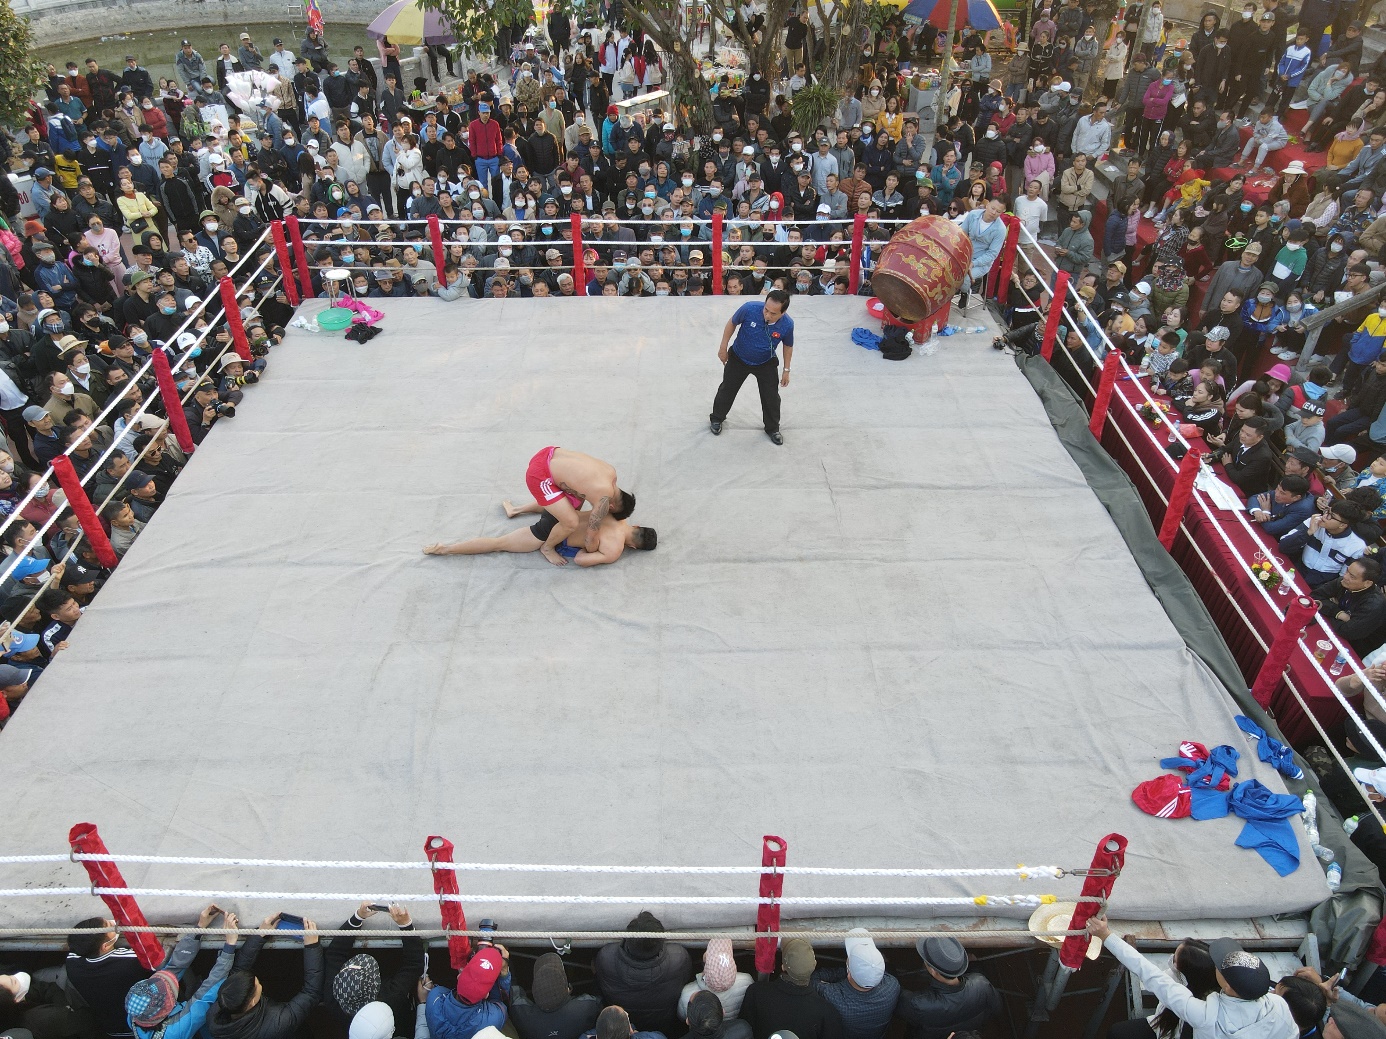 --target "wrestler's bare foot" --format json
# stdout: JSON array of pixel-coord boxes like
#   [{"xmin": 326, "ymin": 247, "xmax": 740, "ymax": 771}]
[
  {"xmin": 423, "ymin": 543, "xmax": 454, "ymax": 555},
  {"xmin": 502, "ymin": 499, "xmax": 521, "ymax": 518},
  {"xmin": 540, "ymin": 545, "xmax": 568, "ymax": 567}
]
